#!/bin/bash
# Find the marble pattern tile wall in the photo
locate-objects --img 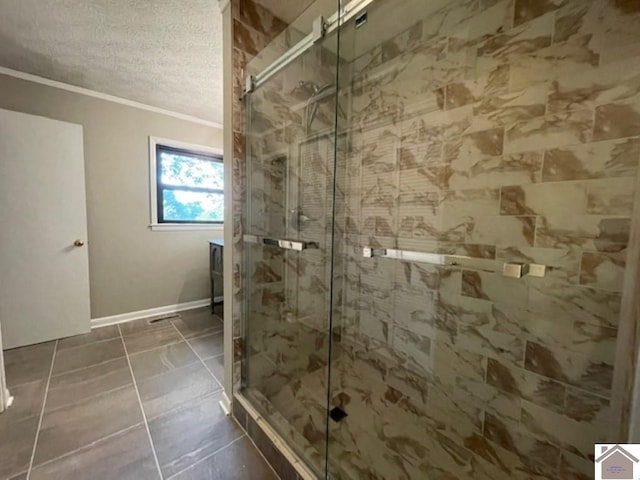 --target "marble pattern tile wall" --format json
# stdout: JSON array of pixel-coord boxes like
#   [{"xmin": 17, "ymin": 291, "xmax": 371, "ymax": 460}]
[
  {"xmin": 235, "ymin": 0, "xmax": 640, "ymax": 479},
  {"xmin": 329, "ymin": 0, "xmax": 640, "ymax": 479},
  {"xmin": 237, "ymin": 11, "xmax": 348, "ymax": 477},
  {"xmin": 243, "ymin": 44, "xmax": 340, "ymax": 389},
  {"xmin": 230, "ymin": 0, "xmax": 288, "ymax": 396}
]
